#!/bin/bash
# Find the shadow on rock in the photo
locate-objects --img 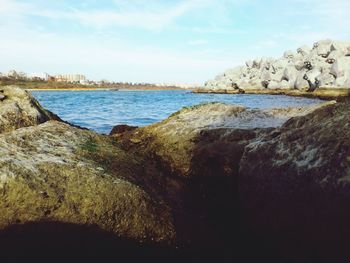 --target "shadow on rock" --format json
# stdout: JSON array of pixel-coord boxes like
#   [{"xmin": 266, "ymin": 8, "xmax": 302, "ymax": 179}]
[
  {"xmin": 178, "ymin": 128, "xmax": 288, "ymax": 262},
  {"xmin": 0, "ymin": 221, "xmax": 244, "ymax": 263},
  {"xmin": 0, "ymin": 222, "xmax": 177, "ymax": 262}
]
